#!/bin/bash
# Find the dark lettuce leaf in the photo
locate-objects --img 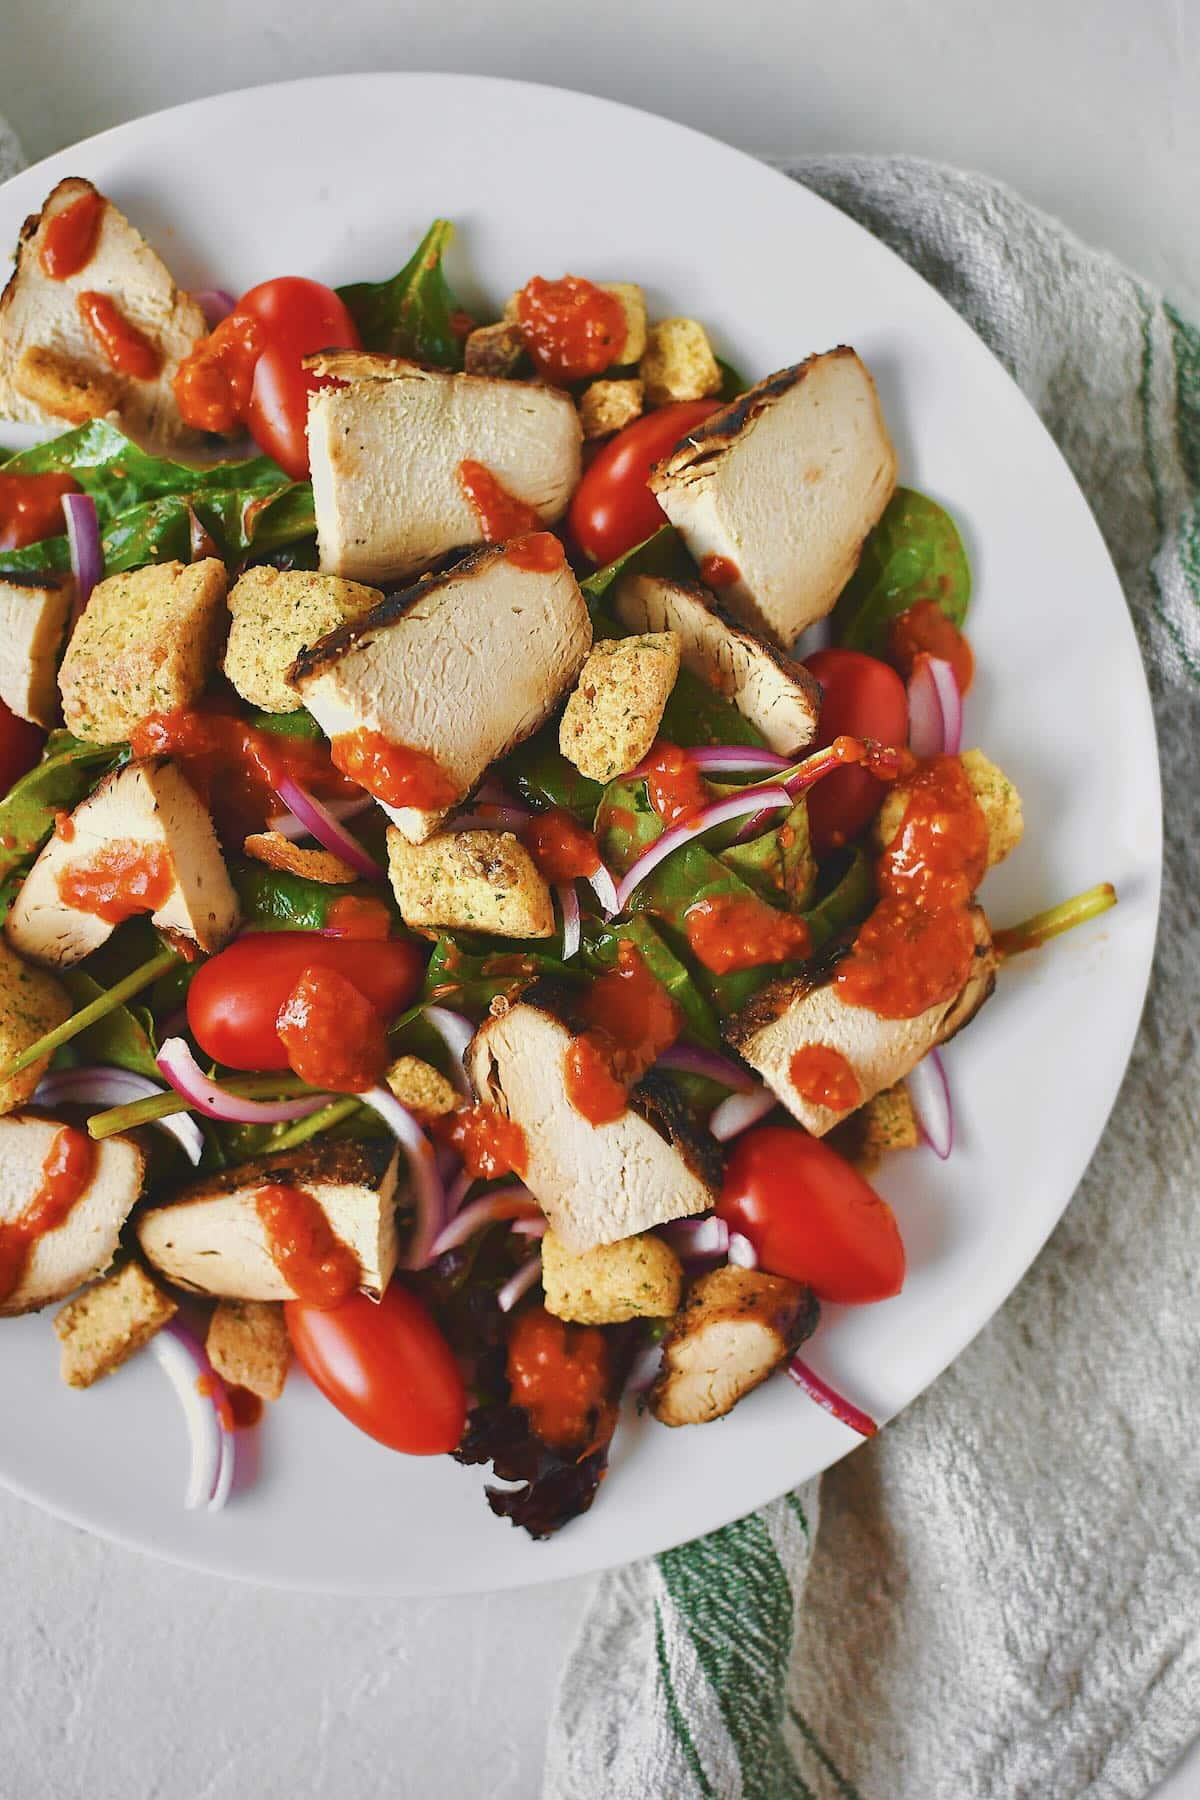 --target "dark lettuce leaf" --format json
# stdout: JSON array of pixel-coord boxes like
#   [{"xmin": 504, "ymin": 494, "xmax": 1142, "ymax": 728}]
[
  {"xmin": 833, "ymin": 487, "xmax": 971, "ymax": 655},
  {"xmin": 338, "ymin": 219, "xmax": 469, "ymax": 370}
]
